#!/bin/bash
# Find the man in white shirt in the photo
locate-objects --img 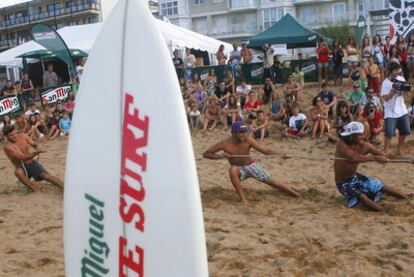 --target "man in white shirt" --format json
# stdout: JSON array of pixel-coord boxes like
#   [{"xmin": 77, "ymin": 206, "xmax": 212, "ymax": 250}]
[
  {"xmin": 24, "ymin": 103, "xmax": 40, "ymax": 117},
  {"xmin": 183, "ymin": 47, "xmax": 196, "ymax": 83},
  {"xmin": 381, "ymin": 62, "xmax": 411, "ymax": 154}
]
